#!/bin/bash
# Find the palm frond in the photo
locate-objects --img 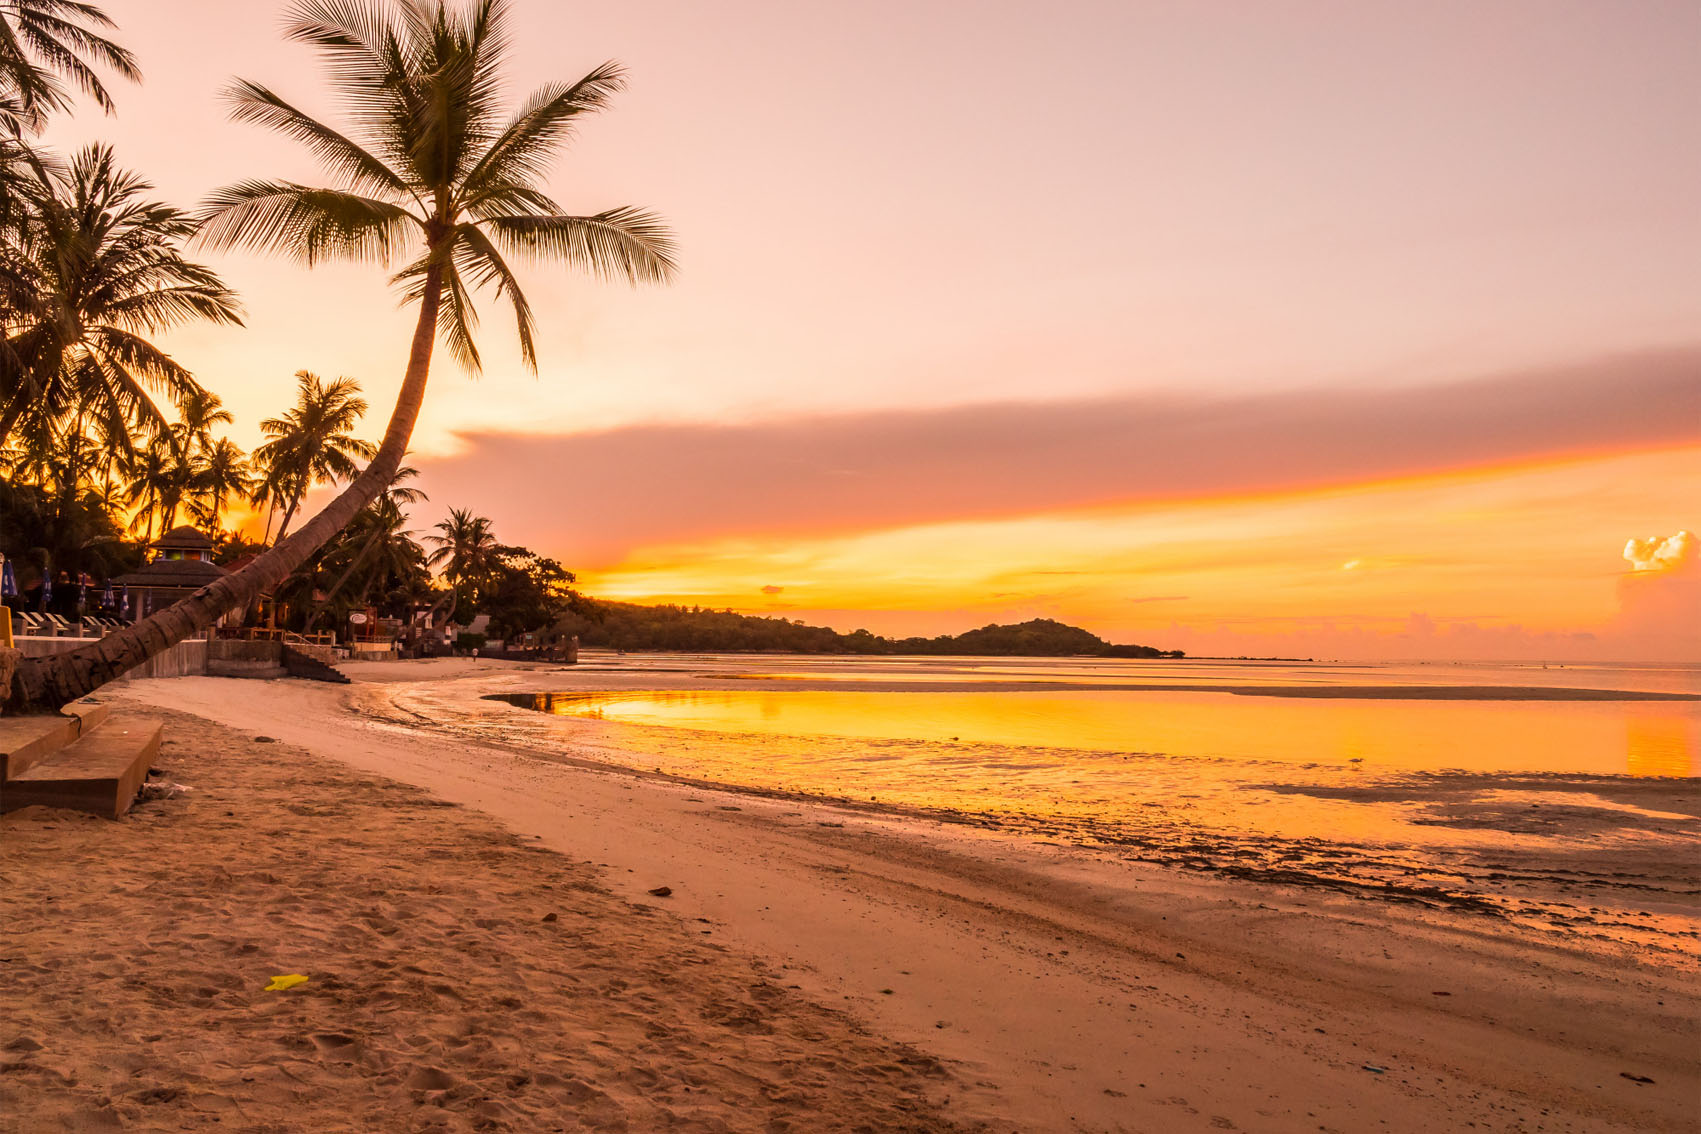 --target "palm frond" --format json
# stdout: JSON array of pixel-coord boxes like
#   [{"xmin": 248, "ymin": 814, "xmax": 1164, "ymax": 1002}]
[
  {"xmin": 456, "ymin": 222, "xmax": 535, "ymax": 369},
  {"xmin": 225, "ymin": 79, "xmax": 413, "ymax": 200},
  {"xmin": 194, "ymin": 180, "xmax": 418, "ymax": 265},
  {"xmin": 459, "ymin": 61, "xmax": 625, "ymax": 201},
  {"xmin": 484, "ymin": 206, "xmax": 677, "ymax": 284}
]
